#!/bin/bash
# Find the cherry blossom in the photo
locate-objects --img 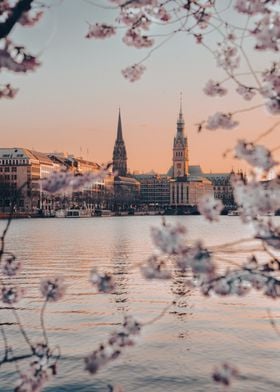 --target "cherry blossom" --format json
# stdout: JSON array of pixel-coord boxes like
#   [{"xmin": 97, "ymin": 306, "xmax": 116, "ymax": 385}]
[
  {"xmin": 212, "ymin": 363, "xmax": 239, "ymax": 386},
  {"xmin": 151, "ymin": 221, "xmax": 188, "ymax": 255},
  {"xmin": 1, "ymin": 254, "xmax": 22, "ymax": 276},
  {"xmin": 121, "ymin": 64, "xmax": 146, "ymax": 82},
  {"xmin": 41, "ymin": 164, "xmax": 111, "ymax": 194},
  {"xmin": 198, "ymin": 194, "xmax": 224, "ymax": 222},
  {"xmin": 253, "ymin": 13, "xmax": 280, "ymax": 52},
  {"xmin": 236, "ymin": 85, "xmax": 256, "ymax": 101},
  {"xmin": 176, "ymin": 242, "xmax": 215, "ymax": 276},
  {"xmin": 141, "ymin": 255, "xmax": 172, "ymax": 279},
  {"xmin": 85, "ymin": 315, "xmax": 141, "ymax": 374},
  {"xmin": 206, "ymin": 112, "xmax": 239, "ymax": 130},
  {"xmin": 234, "ymin": 0, "xmax": 275, "ymax": 15},
  {"xmin": 40, "ymin": 276, "xmax": 66, "ymax": 302},
  {"xmin": 86, "ymin": 23, "xmax": 116, "ymax": 39},
  {"xmin": 0, "ymin": 84, "xmax": 18, "ymax": 99},
  {"xmin": 123, "ymin": 29, "xmax": 154, "ymax": 48},
  {"xmin": 90, "ymin": 269, "xmax": 115, "ymax": 293},
  {"xmin": 19, "ymin": 11, "xmax": 44, "ymax": 27},
  {"xmin": 232, "ymin": 176, "xmax": 280, "ymax": 221},
  {"xmin": 0, "ymin": 40, "xmax": 40, "ymax": 73},
  {"xmin": 1, "ymin": 286, "xmax": 24, "ymax": 304},
  {"xmin": 235, "ymin": 140, "xmax": 277, "ymax": 171},
  {"xmin": 216, "ymin": 45, "xmax": 240, "ymax": 72},
  {"xmin": 203, "ymin": 80, "xmax": 227, "ymax": 97}
]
